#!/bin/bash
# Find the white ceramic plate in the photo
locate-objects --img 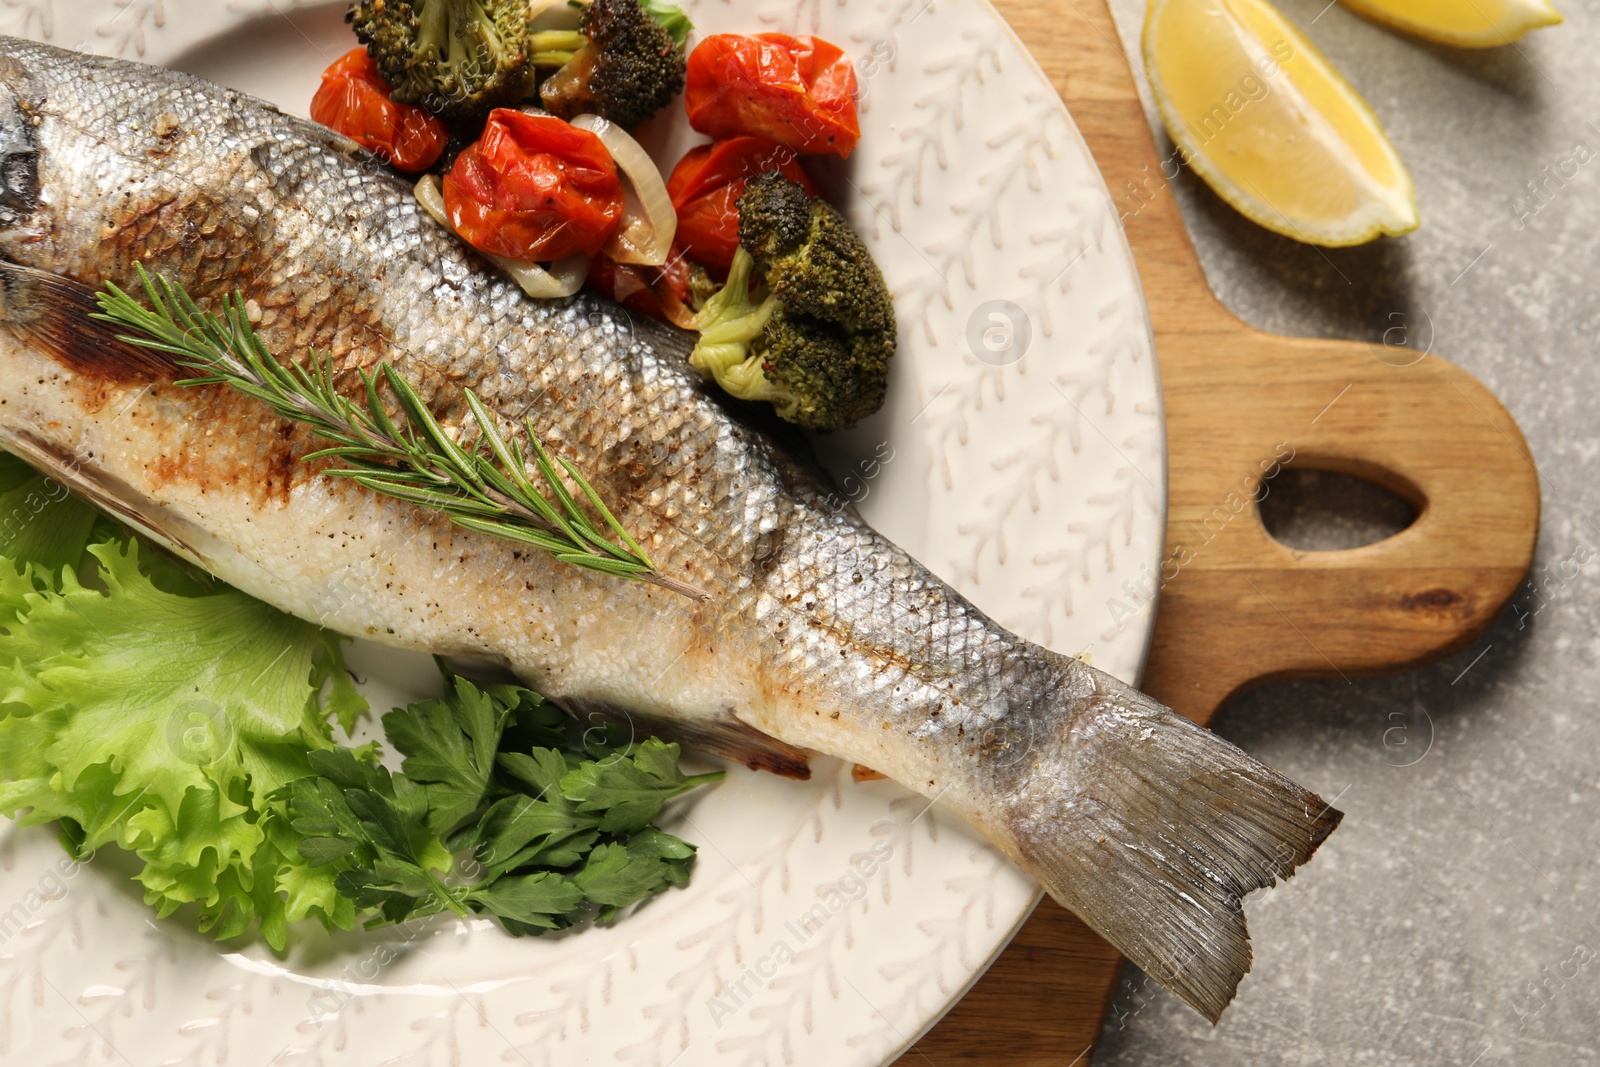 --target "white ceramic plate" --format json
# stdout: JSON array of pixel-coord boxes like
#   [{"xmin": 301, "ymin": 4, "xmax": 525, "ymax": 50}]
[{"xmin": 0, "ymin": 2, "xmax": 1164, "ymax": 1064}]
